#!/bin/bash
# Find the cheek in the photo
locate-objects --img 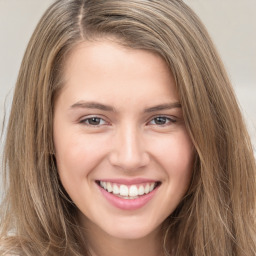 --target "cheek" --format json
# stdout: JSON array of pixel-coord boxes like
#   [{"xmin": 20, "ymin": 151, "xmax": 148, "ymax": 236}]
[
  {"xmin": 53, "ymin": 135, "xmax": 105, "ymax": 203},
  {"xmin": 168, "ymin": 132, "xmax": 194, "ymax": 178},
  {"xmin": 53, "ymin": 129, "xmax": 112, "ymax": 186},
  {"xmin": 167, "ymin": 140, "xmax": 194, "ymax": 175},
  {"xmin": 152, "ymin": 129, "xmax": 194, "ymax": 192},
  {"xmin": 152, "ymin": 130, "xmax": 194, "ymax": 170}
]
